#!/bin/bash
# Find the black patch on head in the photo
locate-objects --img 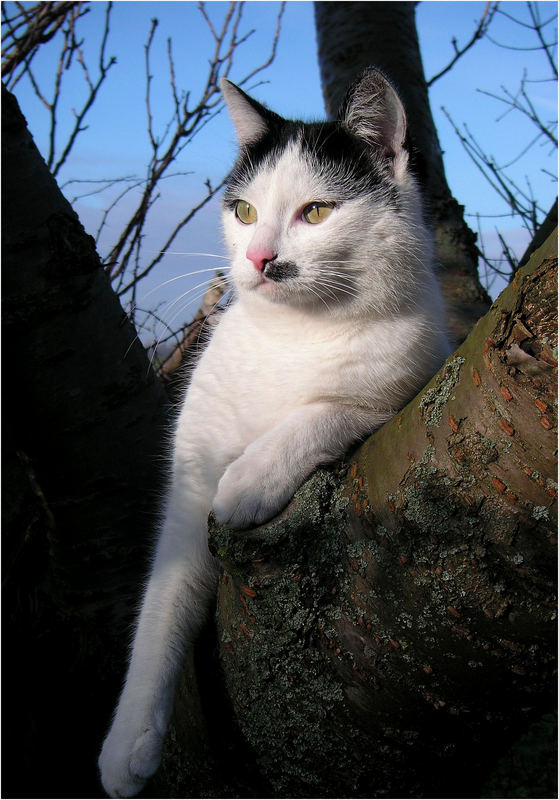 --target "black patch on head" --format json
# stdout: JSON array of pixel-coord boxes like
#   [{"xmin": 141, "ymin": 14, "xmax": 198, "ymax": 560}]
[
  {"xmin": 262, "ymin": 259, "xmax": 298, "ymax": 282},
  {"xmin": 224, "ymin": 116, "xmax": 400, "ymax": 209}
]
